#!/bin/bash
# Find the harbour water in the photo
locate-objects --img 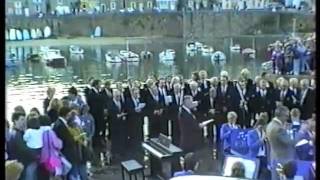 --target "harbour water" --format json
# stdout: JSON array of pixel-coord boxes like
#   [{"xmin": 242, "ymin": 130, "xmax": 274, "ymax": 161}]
[{"xmin": 5, "ymin": 36, "xmax": 286, "ymax": 120}]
